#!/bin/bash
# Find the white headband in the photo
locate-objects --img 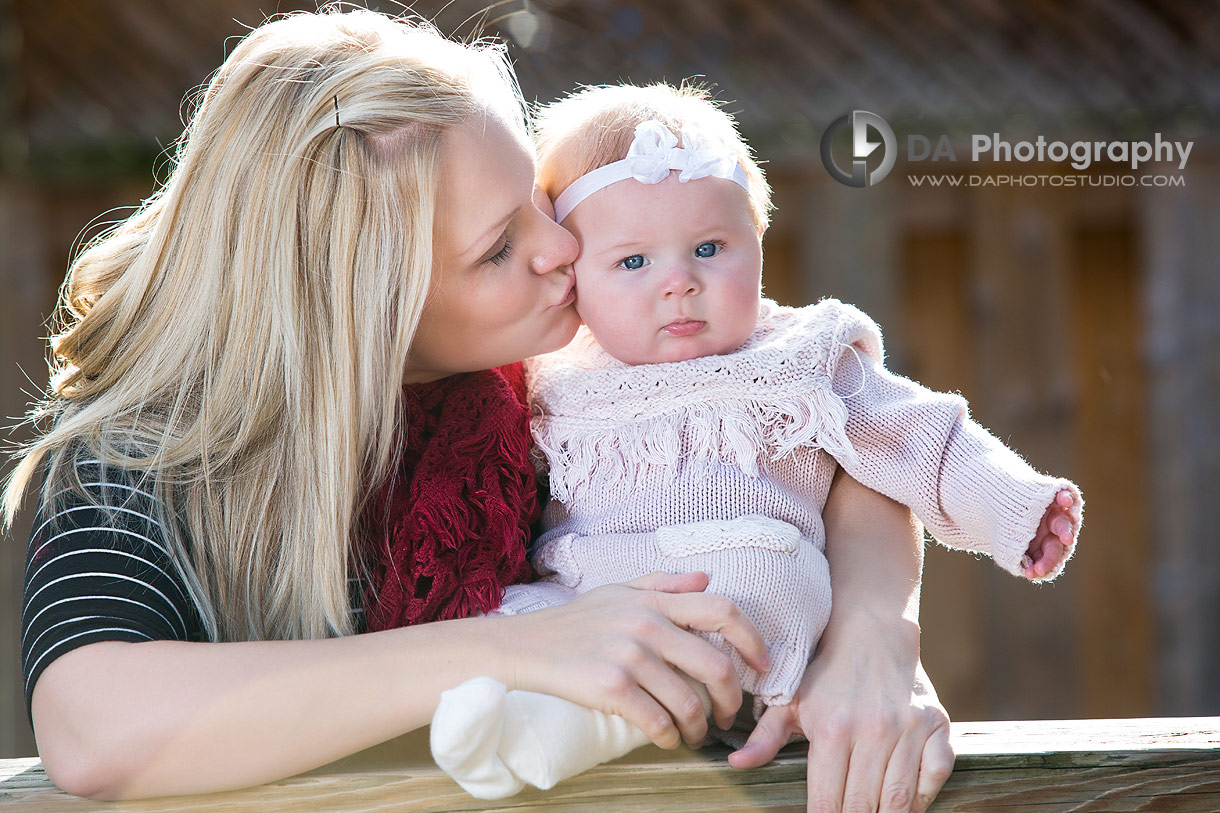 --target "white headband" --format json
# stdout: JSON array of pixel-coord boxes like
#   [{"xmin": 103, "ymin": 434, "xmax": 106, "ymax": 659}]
[{"xmin": 553, "ymin": 119, "xmax": 750, "ymax": 223}]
